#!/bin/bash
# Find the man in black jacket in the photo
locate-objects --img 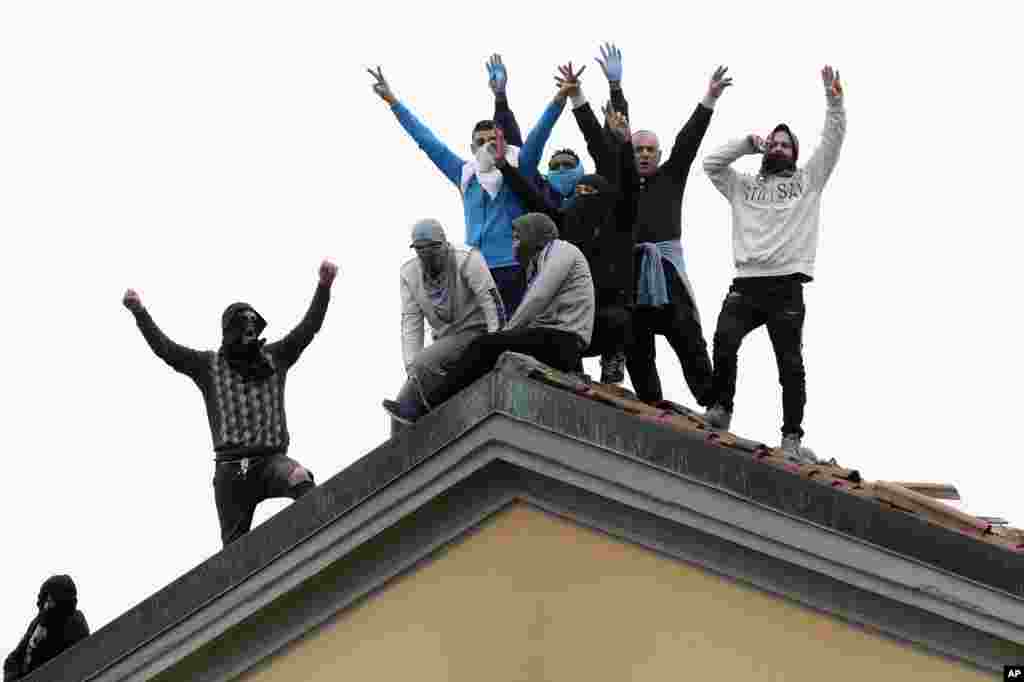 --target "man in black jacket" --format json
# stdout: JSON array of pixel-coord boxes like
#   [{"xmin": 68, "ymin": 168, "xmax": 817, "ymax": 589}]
[
  {"xmin": 122, "ymin": 260, "xmax": 337, "ymax": 546},
  {"xmin": 625, "ymin": 66, "xmax": 732, "ymax": 407},
  {"xmin": 4, "ymin": 575, "xmax": 89, "ymax": 680}
]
